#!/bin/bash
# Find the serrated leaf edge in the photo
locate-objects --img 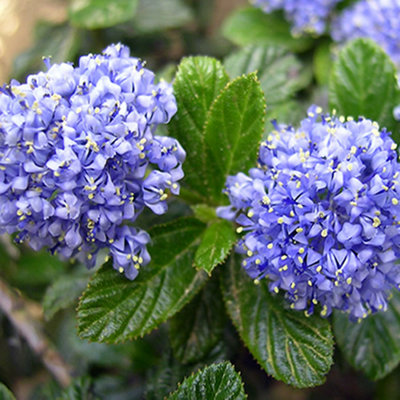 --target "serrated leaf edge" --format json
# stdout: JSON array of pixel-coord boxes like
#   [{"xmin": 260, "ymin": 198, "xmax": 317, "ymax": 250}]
[
  {"xmin": 193, "ymin": 221, "xmax": 237, "ymax": 276},
  {"xmin": 76, "ymin": 217, "xmax": 209, "ymax": 343},
  {"xmin": 329, "ymin": 37, "xmax": 399, "ymax": 123},
  {"xmin": 172, "ymin": 56, "xmax": 230, "ymax": 204},
  {"xmin": 220, "ymin": 257, "xmax": 334, "ymax": 388},
  {"xmin": 202, "ymin": 72, "xmax": 266, "ymax": 203},
  {"xmin": 165, "ymin": 361, "xmax": 247, "ymax": 400}
]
